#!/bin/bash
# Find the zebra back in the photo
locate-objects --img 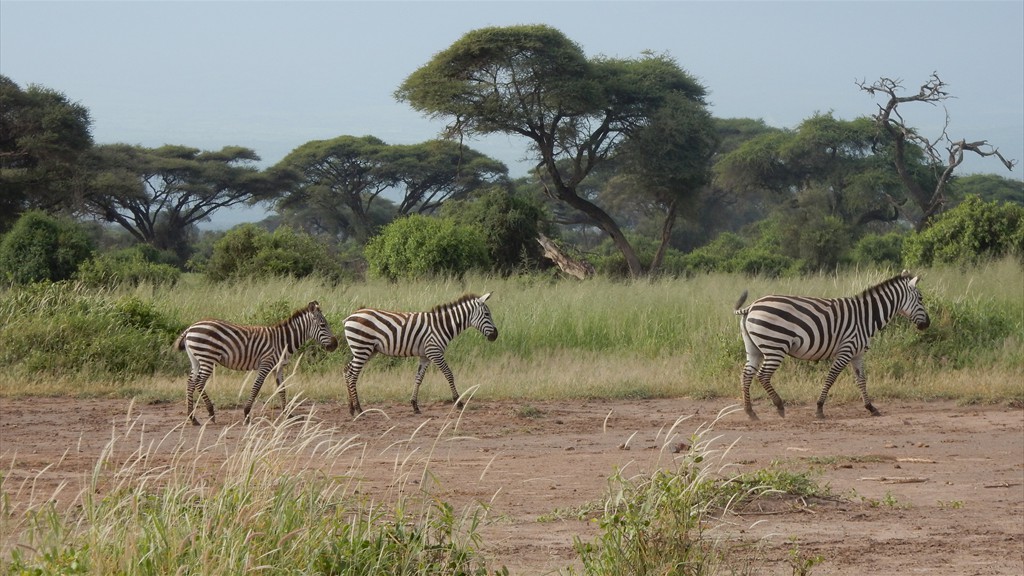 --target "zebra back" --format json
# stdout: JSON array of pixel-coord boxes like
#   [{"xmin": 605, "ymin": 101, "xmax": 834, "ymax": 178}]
[{"xmin": 177, "ymin": 301, "xmax": 338, "ymax": 368}]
